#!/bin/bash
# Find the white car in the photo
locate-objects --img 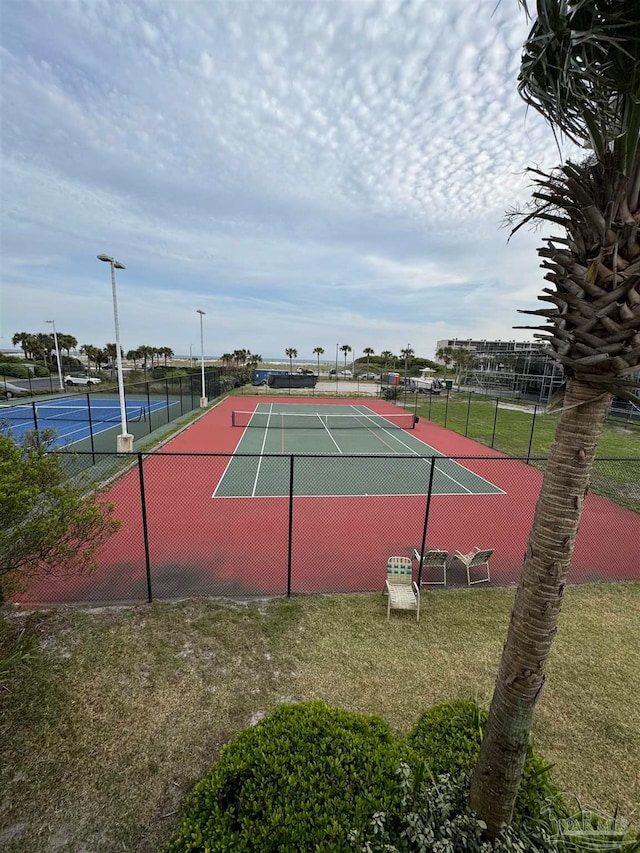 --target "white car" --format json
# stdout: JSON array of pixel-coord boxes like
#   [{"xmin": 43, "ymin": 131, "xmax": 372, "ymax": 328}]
[
  {"xmin": 0, "ymin": 379, "xmax": 29, "ymax": 399},
  {"xmin": 64, "ymin": 374, "xmax": 102, "ymax": 387}
]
